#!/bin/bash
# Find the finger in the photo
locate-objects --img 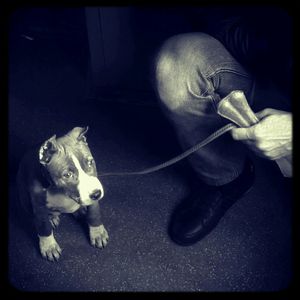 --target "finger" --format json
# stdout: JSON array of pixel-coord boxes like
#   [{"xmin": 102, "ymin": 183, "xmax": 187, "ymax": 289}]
[
  {"xmin": 245, "ymin": 143, "xmax": 288, "ymax": 160},
  {"xmin": 255, "ymin": 109, "xmax": 273, "ymax": 120},
  {"xmin": 255, "ymin": 108, "xmax": 286, "ymax": 120},
  {"xmin": 240, "ymin": 138, "xmax": 266, "ymax": 152},
  {"xmin": 263, "ymin": 148, "xmax": 290, "ymax": 160},
  {"xmin": 262, "ymin": 144, "xmax": 290, "ymax": 153},
  {"xmin": 255, "ymin": 141, "xmax": 291, "ymax": 153},
  {"xmin": 231, "ymin": 127, "xmax": 255, "ymax": 141}
]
